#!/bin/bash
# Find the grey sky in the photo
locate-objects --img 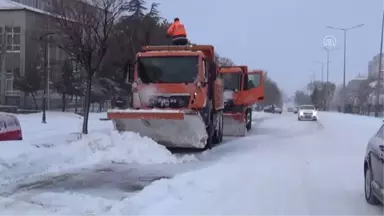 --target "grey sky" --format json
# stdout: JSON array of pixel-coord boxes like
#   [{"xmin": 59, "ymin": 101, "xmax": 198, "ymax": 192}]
[{"xmin": 148, "ymin": 0, "xmax": 382, "ymax": 96}]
